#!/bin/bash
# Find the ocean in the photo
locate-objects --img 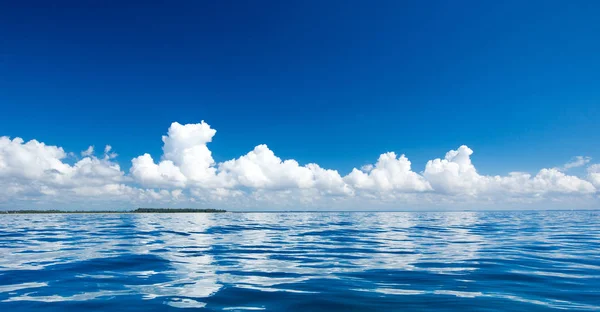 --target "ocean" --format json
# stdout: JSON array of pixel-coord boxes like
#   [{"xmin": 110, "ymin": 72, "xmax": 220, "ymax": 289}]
[{"xmin": 0, "ymin": 211, "xmax": 599, "ymax": 311}]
